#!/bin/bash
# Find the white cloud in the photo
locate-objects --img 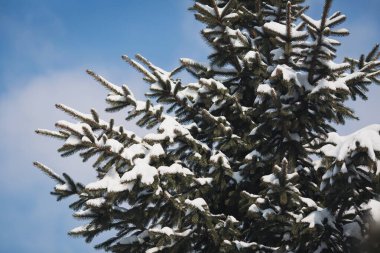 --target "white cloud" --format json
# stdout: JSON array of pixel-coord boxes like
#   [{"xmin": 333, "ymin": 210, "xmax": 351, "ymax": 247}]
[
  {"xmin": 0, "ymin": 69, "xmax": 98, "ymax": 251},
  {"xmin": 0, "ymin": 67, "xmax": 147, "ymax": 191},
  {"xmin": 0, "ymin": 66, "xmax": 150, "ymax": 252},
  {"xmin": 0, "ymin": 190, "xmax": 94, "ymax": 252}
]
